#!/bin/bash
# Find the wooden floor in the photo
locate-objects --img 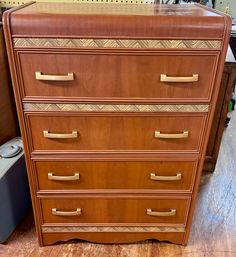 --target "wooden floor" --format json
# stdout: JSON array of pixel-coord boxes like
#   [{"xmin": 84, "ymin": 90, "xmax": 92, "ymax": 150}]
[{"xmin": 1, "ymin": 111, "xmax": 236, "ymax": 257}]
